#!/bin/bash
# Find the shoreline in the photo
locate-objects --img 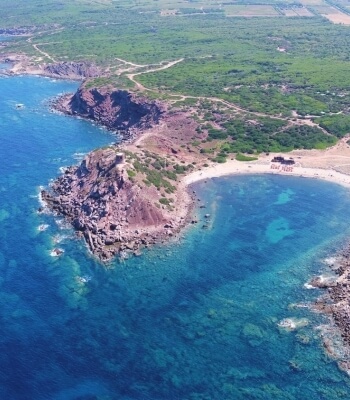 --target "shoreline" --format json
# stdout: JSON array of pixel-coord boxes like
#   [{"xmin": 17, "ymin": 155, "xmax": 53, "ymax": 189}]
[
  {"xmin": 311, "ymin": 242, "xmax": 350, "ymax": 374},
  {"xmin": 183, "ymin": 159, "xmax": 350, "ymax": 190},
  {"xmin": 183, "ymin": 157, "xmax": 350, "ymax": 374},
  {"xmin": 8, "ymin": 64, "xmax": 350, "ymax": 370}
]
